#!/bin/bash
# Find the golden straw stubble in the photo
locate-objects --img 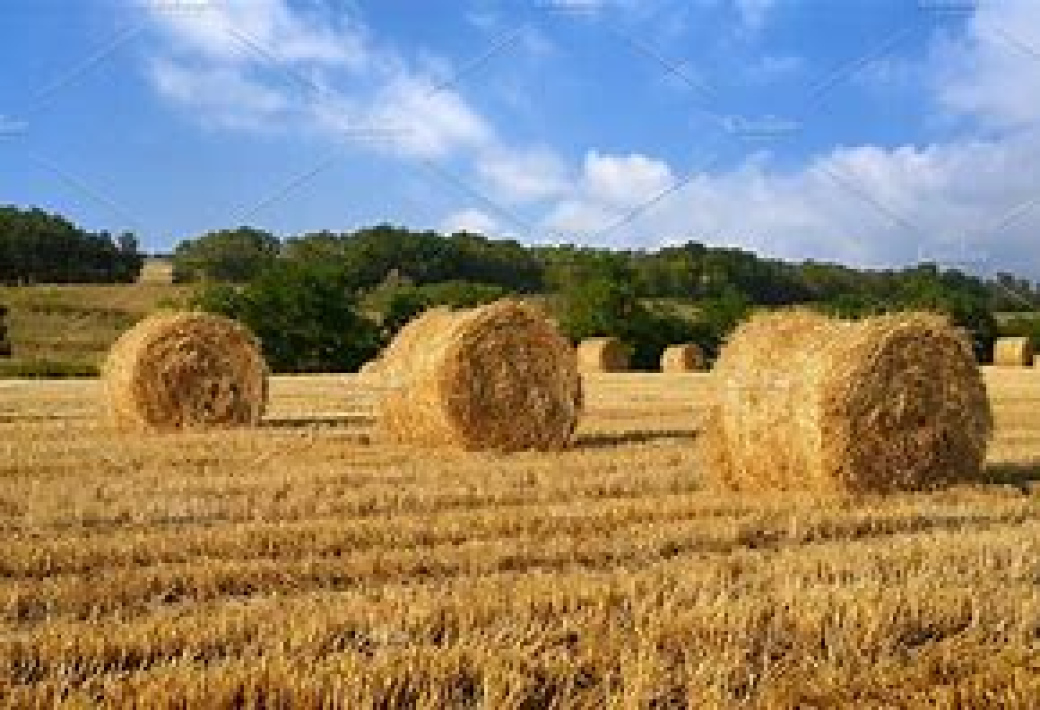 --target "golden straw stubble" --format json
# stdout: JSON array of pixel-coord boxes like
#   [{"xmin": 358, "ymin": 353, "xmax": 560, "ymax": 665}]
[
  {"xmin": 375, "ymin": 299, "xmax": 582, "ymax": 452},
  {"xmin": 102, "ymin": 311, "xmax": 268, "ymax": 430},
  {"xmin": 701, "ymin": 309, "xmax": 992, "ymax": 494}
]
